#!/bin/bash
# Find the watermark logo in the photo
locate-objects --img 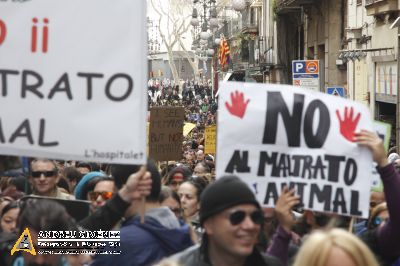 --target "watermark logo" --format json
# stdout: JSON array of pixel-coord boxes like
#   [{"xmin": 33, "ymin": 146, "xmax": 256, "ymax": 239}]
[
  {"xmin": 11, "ymin": 228, "xmax": 36, "ymax": 256},
  {"xmin": 10, "ymin": 229, "xmax": 121, "ymax": 255}
]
